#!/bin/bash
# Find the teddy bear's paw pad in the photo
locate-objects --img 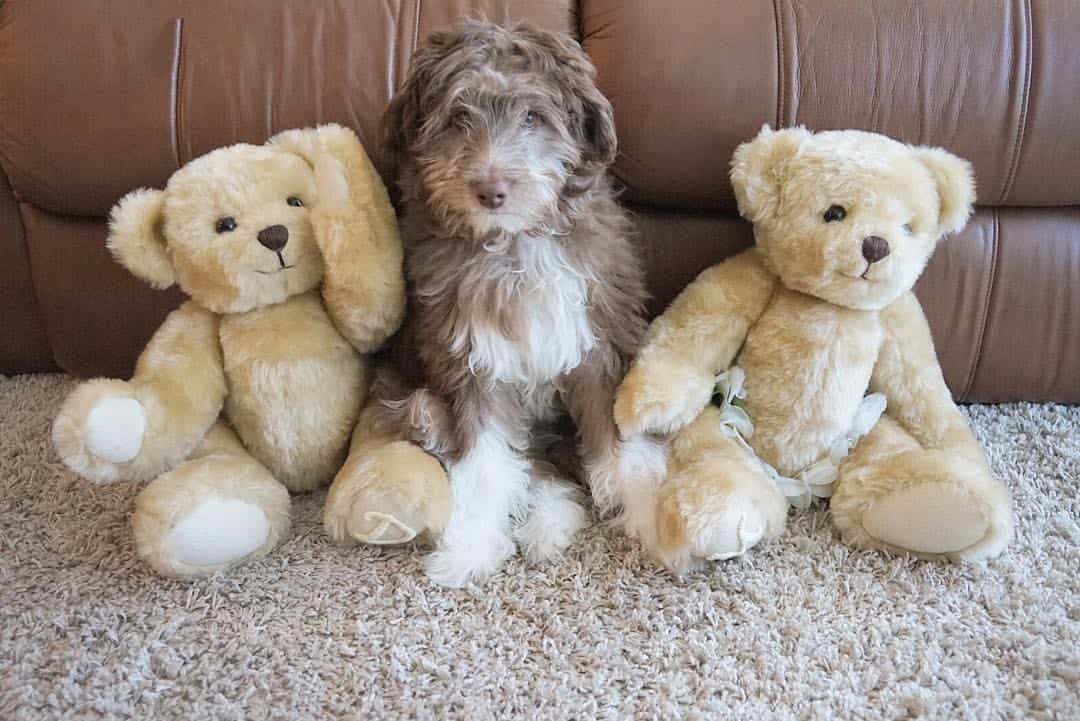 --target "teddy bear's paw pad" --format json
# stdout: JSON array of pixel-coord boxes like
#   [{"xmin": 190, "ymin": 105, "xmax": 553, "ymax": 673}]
[
  {"xmin": 85, "ymin": 397, "xmax": 145, "ymax": 464},
  {"xmin": 660, "ymin": 491, "xmax": 769, "ymax": 568},
  {"xmin": 694, "ymin": 496, "xmax": 769, "ymax": 561},
  {"xmin": 164, "ymin": 498, "xmax": 271, "ymax": 568},
  {"xmin": 862, "ymin": 482, "xmax": 989, "ymax": 555},
  {"xmin": 348, "ymin": 510, "xmax": 420, "ymax": 545}
]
